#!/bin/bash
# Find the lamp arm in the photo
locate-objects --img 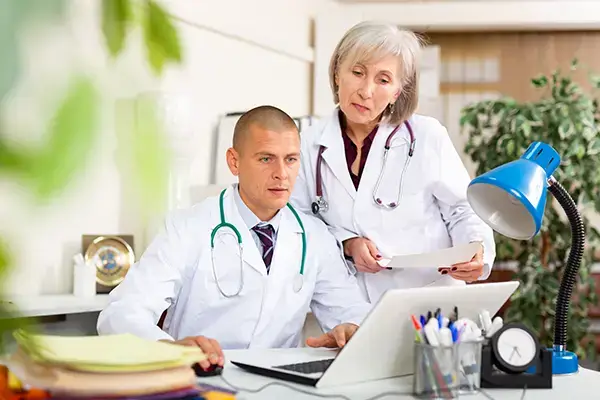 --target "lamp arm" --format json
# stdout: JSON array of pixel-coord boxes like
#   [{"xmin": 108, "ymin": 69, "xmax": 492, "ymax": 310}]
[{"xmin": 547, "ymin": 176, "xmax": 585, "ymax": 350}]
